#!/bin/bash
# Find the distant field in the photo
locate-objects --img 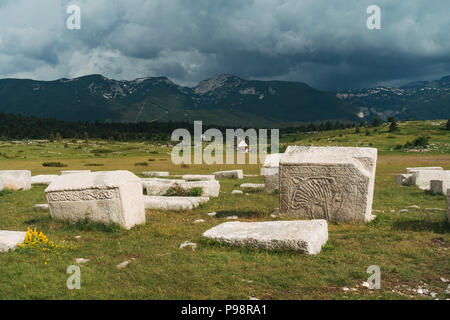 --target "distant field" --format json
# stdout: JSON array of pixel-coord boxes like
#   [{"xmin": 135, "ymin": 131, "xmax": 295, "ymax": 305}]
[{"xmin": 0, "ymin": 120, "xmax": 449, "ymax": 299}]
